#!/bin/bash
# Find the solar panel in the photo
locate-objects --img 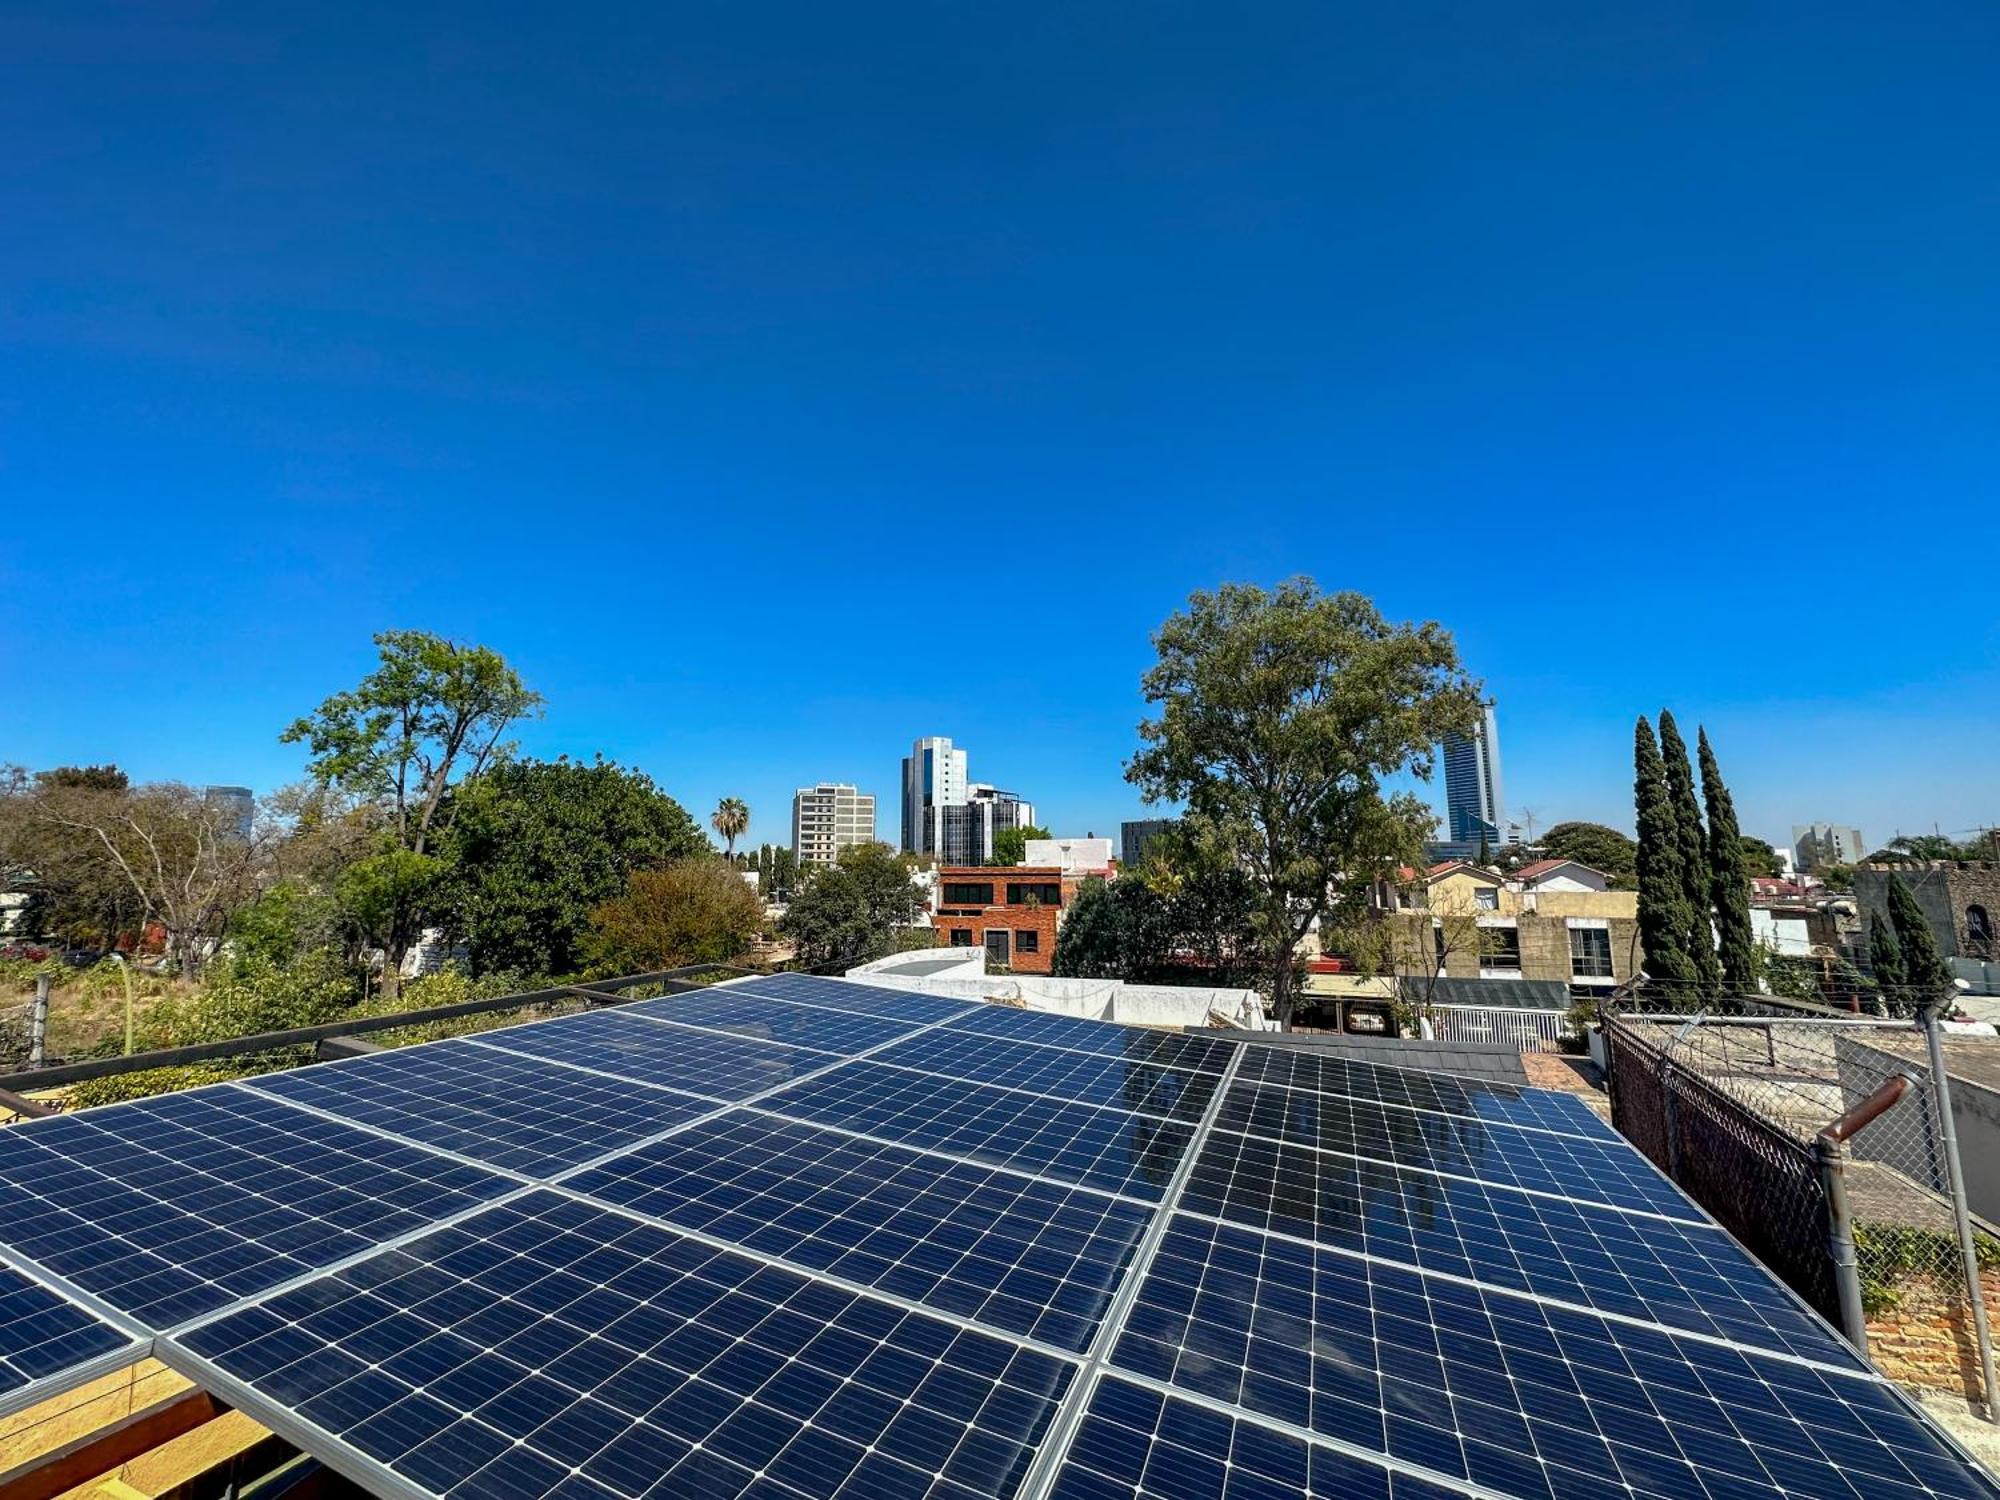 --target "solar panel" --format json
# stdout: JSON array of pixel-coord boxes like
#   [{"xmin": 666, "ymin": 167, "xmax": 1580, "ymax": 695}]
[
  {"xmin": 1213, "ymin": 1079, "xmax": 1695, "ymax": 1219},
  {"xmin": 473, "ymin": 1009, "xmax": 831, "ymax": 1099},
  {"xmin": 950, "ymin": 1006, "xmax": 1237, "ymax": 1074},
  {"xmin": 762, "ymin": 1059, "xmax": 1197, "ymax": 1200},
  {"xmin": 727, "ymin": 972, "xmax": 977, "ymax": 1023},
  {"xmin": 0, "ymin": 1261, "xmax": 140, "ymax": 1400},
  {"xmin": 867, "ymin": 1030, "xmax": 1223, "ymax": 1122},
  {"xmin": 1110, "ymin": 1214, "xmax": 1988, "ymax": 1500},
  {"xmin": 623, "ymin": 992, "xmax": 925, "ymax": 1054},
  {"xmin": 171, "ymin": 1189, "xmax": 1076, "ymax": 1500},
  {"xmin": 565, "ymin": 1112, "xmax": 1153, "ymax": 1351},
  {"xmin": 245, "ymin": 1039, "xmax": 715, "ymax": 1178},
  {"xmin": 1179, "ymin": 1128, "xmax": 1858, "ymax": 1366},
  {"xmin": 0, "ymin": 973, "xmax": 1993, "ymax": 1500},
  {"xmin": 0, "ymin": 1086, "xmax": 516, "ymax": 1328},
  {"xmin": 1236, "ymin": 1046, "xmax": 1615, "ymax": 1140}
]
